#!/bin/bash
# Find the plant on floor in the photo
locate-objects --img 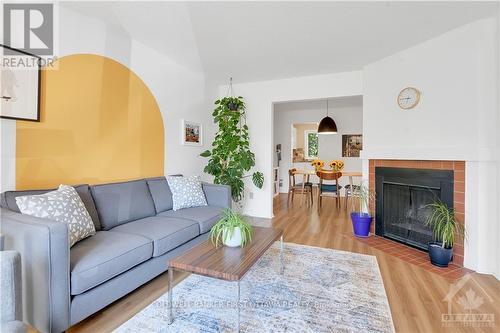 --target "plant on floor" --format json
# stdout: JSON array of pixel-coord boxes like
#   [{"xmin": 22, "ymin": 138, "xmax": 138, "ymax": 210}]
[
  {"xmin": 210, "ymin": 208, "xmax": 253, "ymax": 247},
  {"xmin": 350, "ymin": 182, "xmax": 375, "ymax": 238},
  {"xmin": 424, "ymin": 201, "xmax": 466, "ymax": 267},
  {"xmin": 200, "ymin": 96, "xmax": 264, "ymax": 202}
]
